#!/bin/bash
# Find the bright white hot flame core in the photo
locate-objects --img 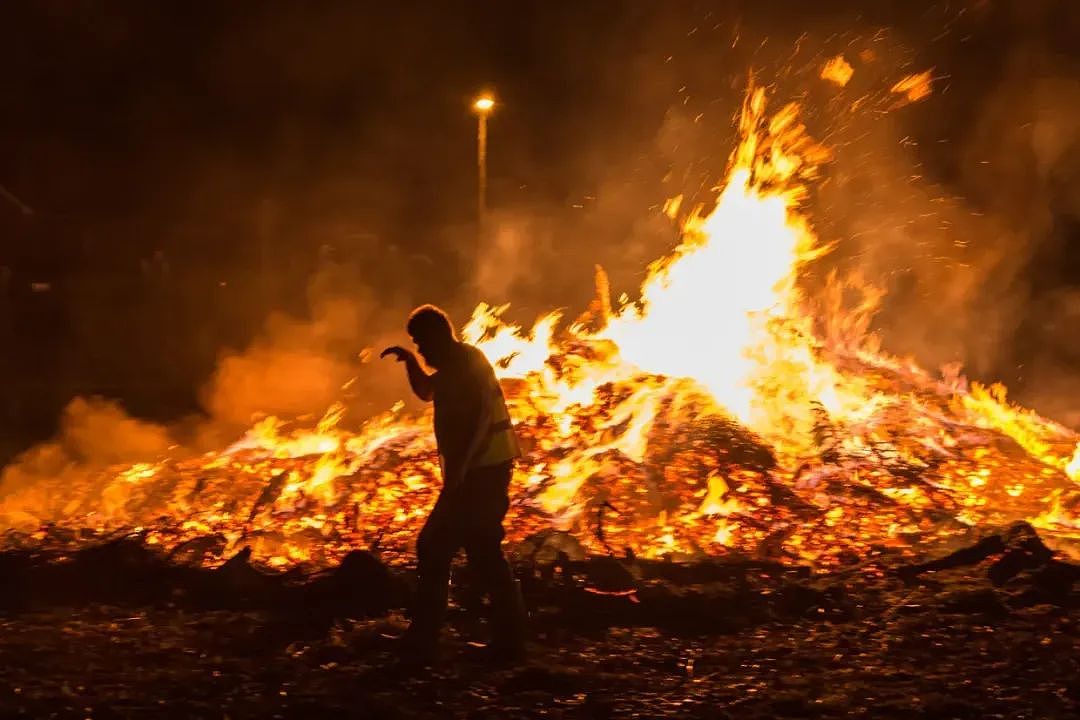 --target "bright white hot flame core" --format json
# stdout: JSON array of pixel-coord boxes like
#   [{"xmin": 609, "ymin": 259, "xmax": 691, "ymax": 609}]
[
  {"xmin": 604, "ymin": 170, "xmax": 804, "ymax": 425},
  {"xmin": 464, "ymin": 87, "xmax": 843, "ymax": 460}
]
